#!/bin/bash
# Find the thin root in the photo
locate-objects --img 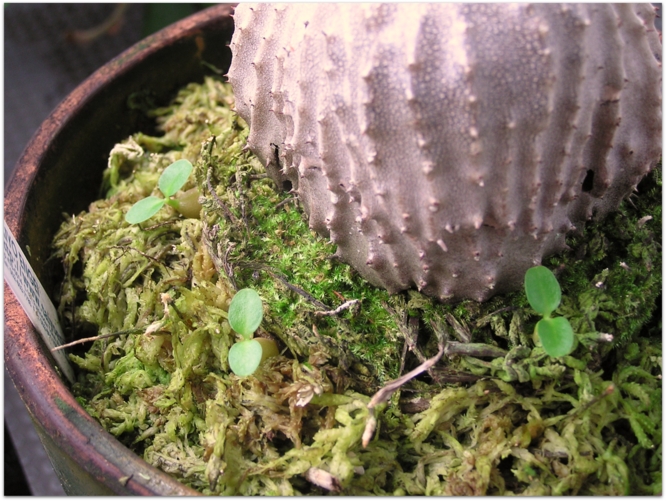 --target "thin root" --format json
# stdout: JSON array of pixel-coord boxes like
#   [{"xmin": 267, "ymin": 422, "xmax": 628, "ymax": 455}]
[{"xmin": 362, "ymin": 343, "xmax": 446, "ymax": 447}]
